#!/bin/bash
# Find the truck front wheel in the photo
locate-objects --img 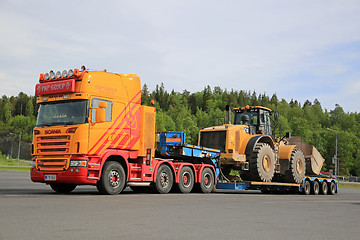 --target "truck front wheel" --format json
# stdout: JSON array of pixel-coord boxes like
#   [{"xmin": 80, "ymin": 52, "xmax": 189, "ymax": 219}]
[
  {"xmin": 97, "ymin": 161, "xmax": 126, "ymax": 195},
  {"xmin": 50, "ymin": 183, "xmax": 77, "ymax": 193}
]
